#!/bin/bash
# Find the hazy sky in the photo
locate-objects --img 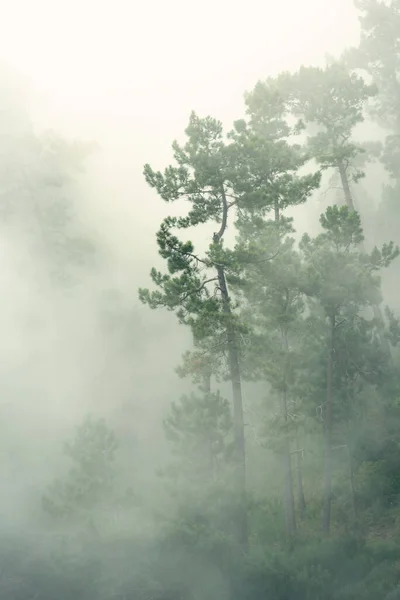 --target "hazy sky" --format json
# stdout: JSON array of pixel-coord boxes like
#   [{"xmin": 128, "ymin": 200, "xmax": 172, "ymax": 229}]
[
  {"xmin": 2, "ymin": 0, "xmax": 359, "ymax": 141},
  {"xmin": 0, "ymin": 0, "xmax": 362, "ymax": 290}
]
